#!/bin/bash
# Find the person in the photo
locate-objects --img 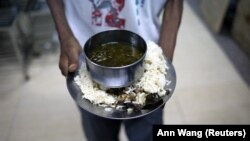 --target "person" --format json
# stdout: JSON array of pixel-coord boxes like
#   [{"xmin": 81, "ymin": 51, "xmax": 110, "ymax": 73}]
[{"xmin": 46, "ymin": 0, "xmax": 183, "ymax": 141}]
